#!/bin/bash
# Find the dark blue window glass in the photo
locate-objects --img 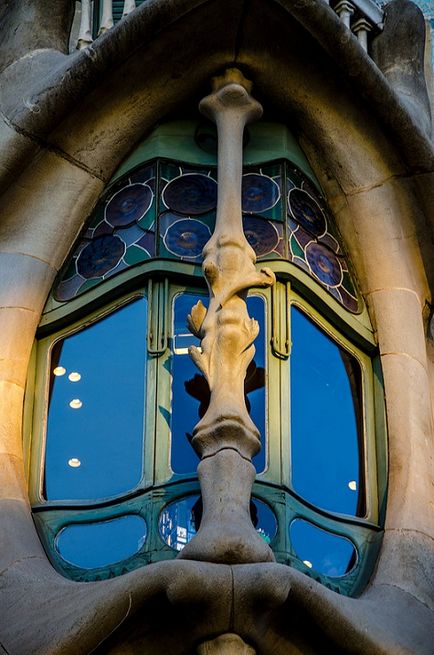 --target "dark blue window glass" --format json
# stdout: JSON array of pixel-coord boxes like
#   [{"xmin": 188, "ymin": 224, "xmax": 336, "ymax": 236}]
[
  {"xmin": 56, "ymin": 515, "xmax": 147, "ymax": 568},
  {"xmin": 159, "ymin": 496, "xmax": 276, "ymax": 551},
  {"xmin": 251, "ymin": 498, "xmax": 278, "ymax": 544},
  {"xmin": 170, "ymin": 293, "xmax": 266, "ymax": 475},
  {"xmin": 45, "ymin": 297, "xmax": 148, "ymax": 500},
  {"xmin": 290, "ymin": 306, "xmax": 364, "ymax": 516},
  {"xmin": 290, "ymin": 519, "xmax": 357, "ymax": 577}
]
